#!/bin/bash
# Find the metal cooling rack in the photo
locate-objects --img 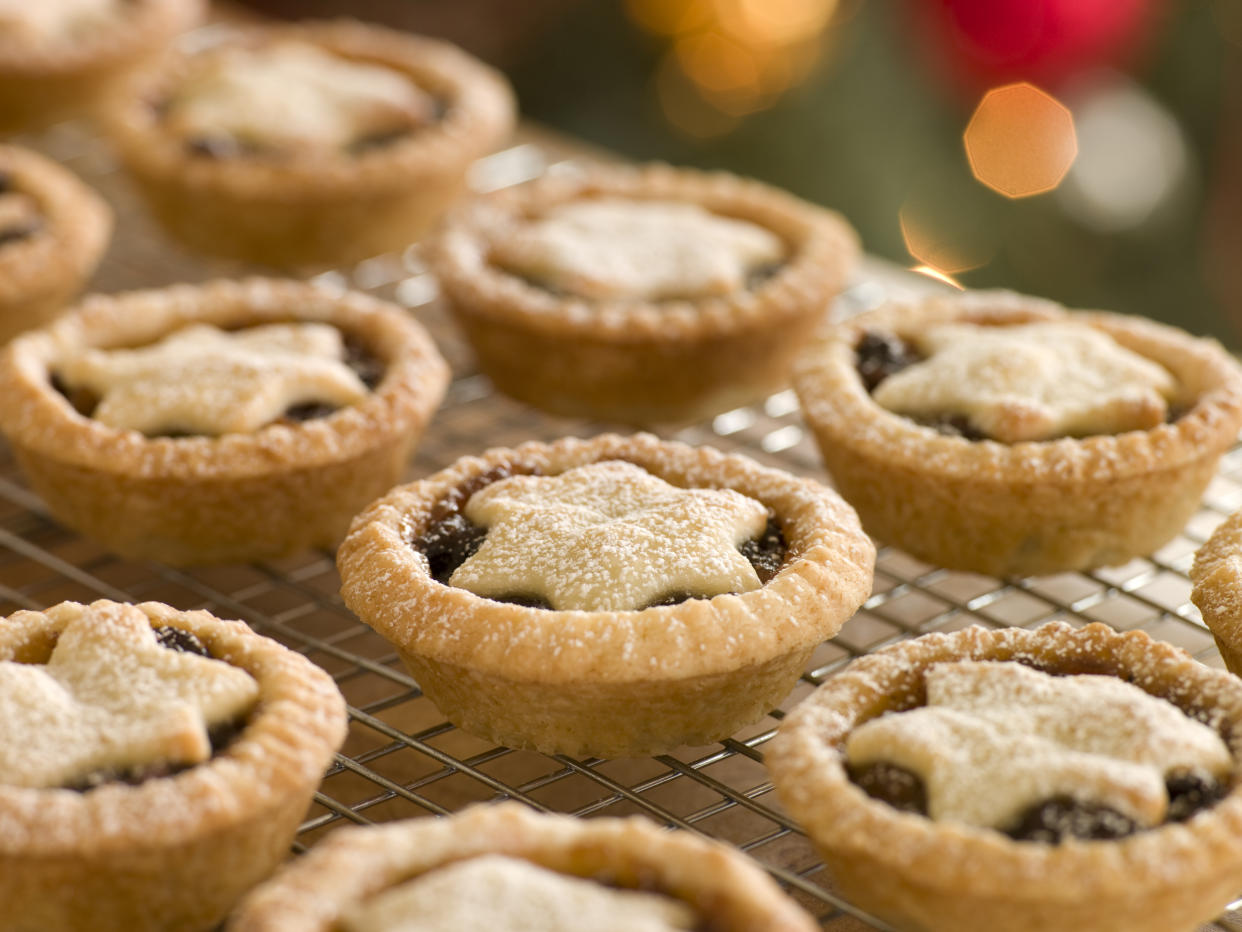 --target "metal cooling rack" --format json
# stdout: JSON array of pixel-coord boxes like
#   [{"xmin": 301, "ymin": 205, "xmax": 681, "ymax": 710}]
[{"xmin": 9, "ymin": 118, "xmax": 1242, "ymax": 932}]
